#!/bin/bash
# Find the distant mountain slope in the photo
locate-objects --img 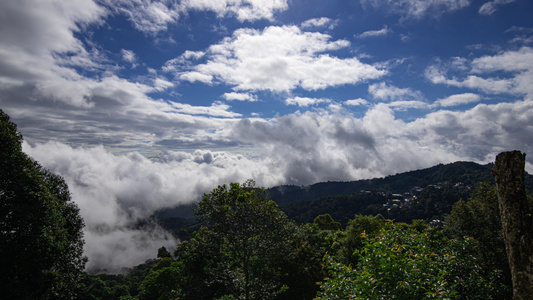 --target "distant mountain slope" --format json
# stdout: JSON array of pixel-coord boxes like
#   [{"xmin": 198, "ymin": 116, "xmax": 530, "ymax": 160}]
[
  {"xmin": 155, "ymin": 161, "xmax": 533, "ymax": 237},
  {"xmin": 274, "ymin": 161, "xmax": 533, "ymax": 226},
  {"xmin": 267, "ymin": 161, "xmax": 499, "ymax": 205}
]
